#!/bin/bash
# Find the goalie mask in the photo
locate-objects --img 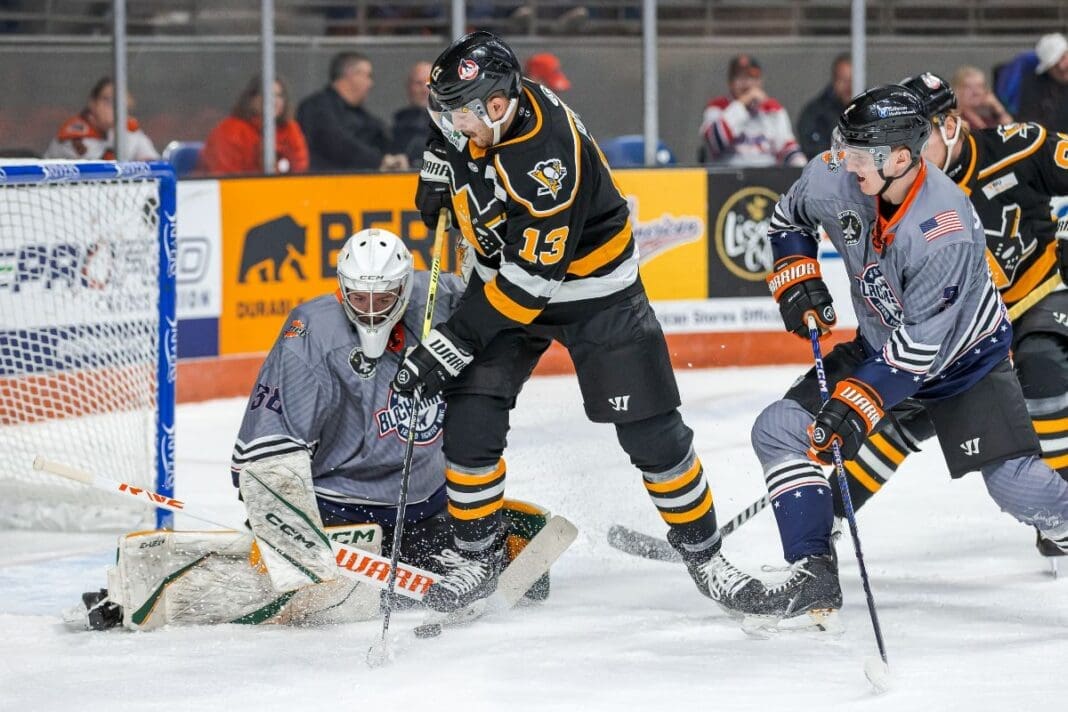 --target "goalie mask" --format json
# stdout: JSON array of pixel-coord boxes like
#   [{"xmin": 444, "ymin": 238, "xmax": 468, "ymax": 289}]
[
  {"xmin": 428, "ymin": 30, "xmax": 522, "ymax": 147},
  {"xmin": 336, "ymin": 229, "xmax": 414, "ymax": 360}
]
